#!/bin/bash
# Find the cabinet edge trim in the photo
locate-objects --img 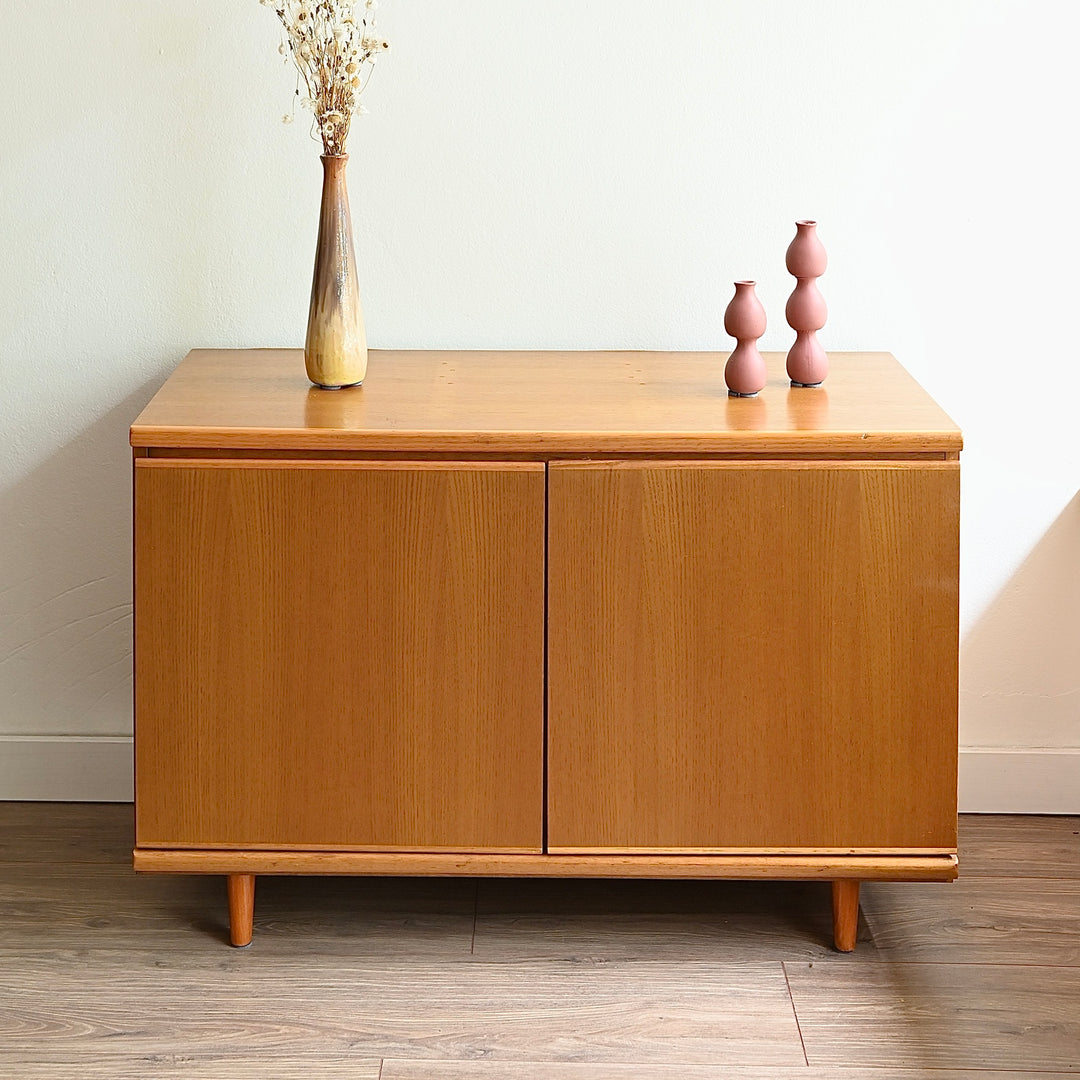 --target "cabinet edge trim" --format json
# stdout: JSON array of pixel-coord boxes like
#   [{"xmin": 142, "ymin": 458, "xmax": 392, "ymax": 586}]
[{"xmin": 133, "ymin": 848, "xmax": 959, "ymax": 881}]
